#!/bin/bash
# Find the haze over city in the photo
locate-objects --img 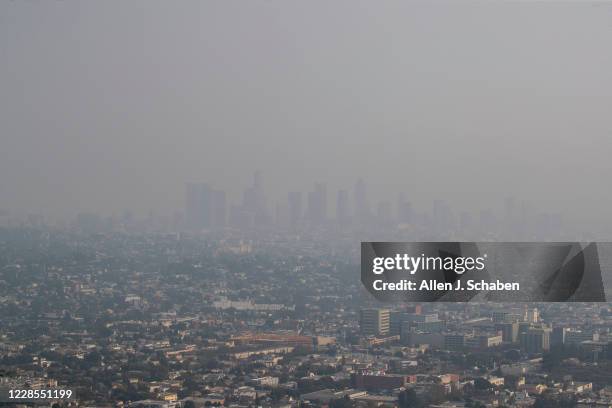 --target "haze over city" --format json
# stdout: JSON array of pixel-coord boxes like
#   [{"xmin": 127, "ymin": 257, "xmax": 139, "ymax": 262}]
[{"xmin": 2, "ymin": 1, "xmax": 612, "ymax": 224}]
